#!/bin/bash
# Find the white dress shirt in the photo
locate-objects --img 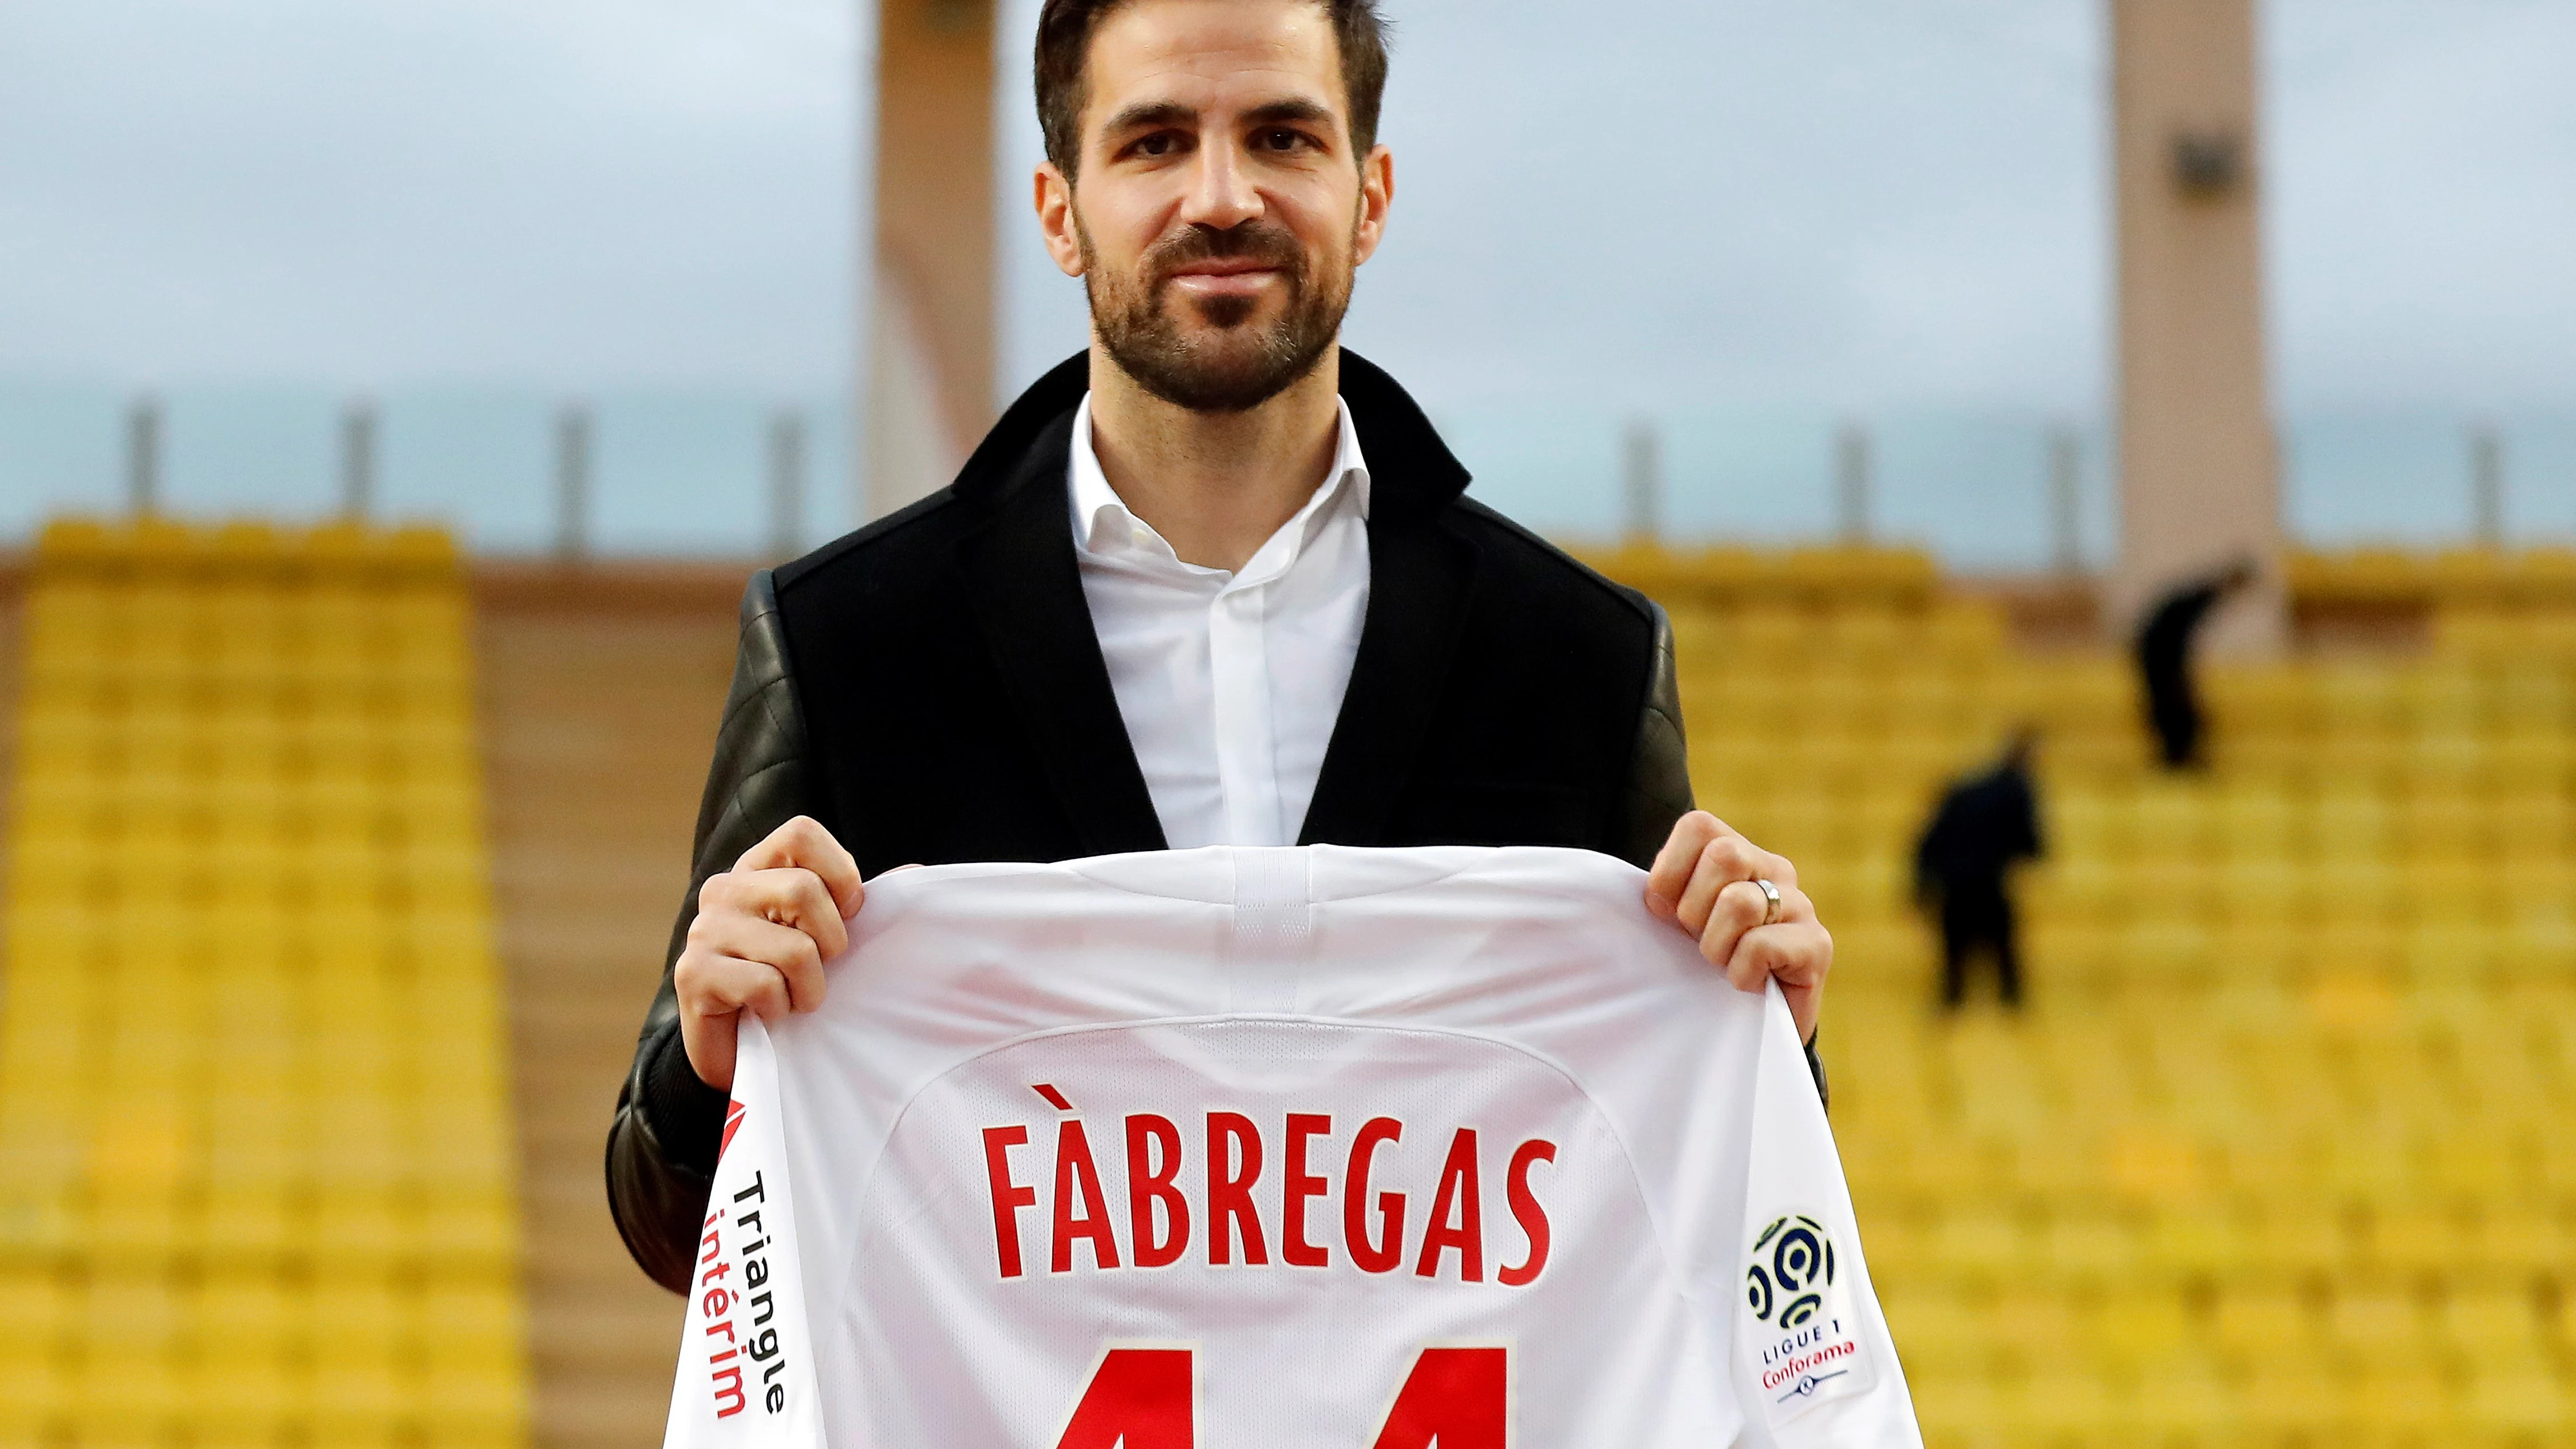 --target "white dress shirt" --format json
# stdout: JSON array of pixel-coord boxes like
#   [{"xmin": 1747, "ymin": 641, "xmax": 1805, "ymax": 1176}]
[{"xmin": 1068, "ymin": 394, "xmax": 1372, "ymax": 849}]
